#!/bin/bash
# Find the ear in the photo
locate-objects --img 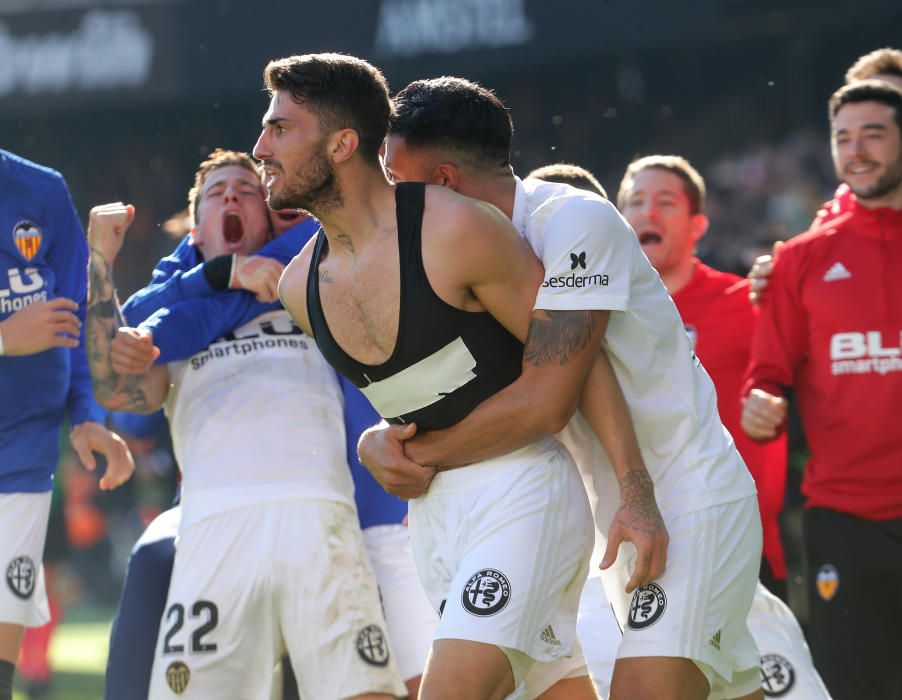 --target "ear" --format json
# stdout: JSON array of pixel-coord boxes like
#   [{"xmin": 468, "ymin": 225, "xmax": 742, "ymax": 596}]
[
  {"xmin": 430, "ymin": 162, "xmax": 462, "ymax": 191},
  {"xmin": 188, "ymin": 225, "xmax": 201, "ymax": 246},
  {"xmin": 690, "ymin": 213, "xmax": 709, "ymax": 244},
  {"xmin": 329, "ymin": 128, "xmax": 360, "ymax": 165}
]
